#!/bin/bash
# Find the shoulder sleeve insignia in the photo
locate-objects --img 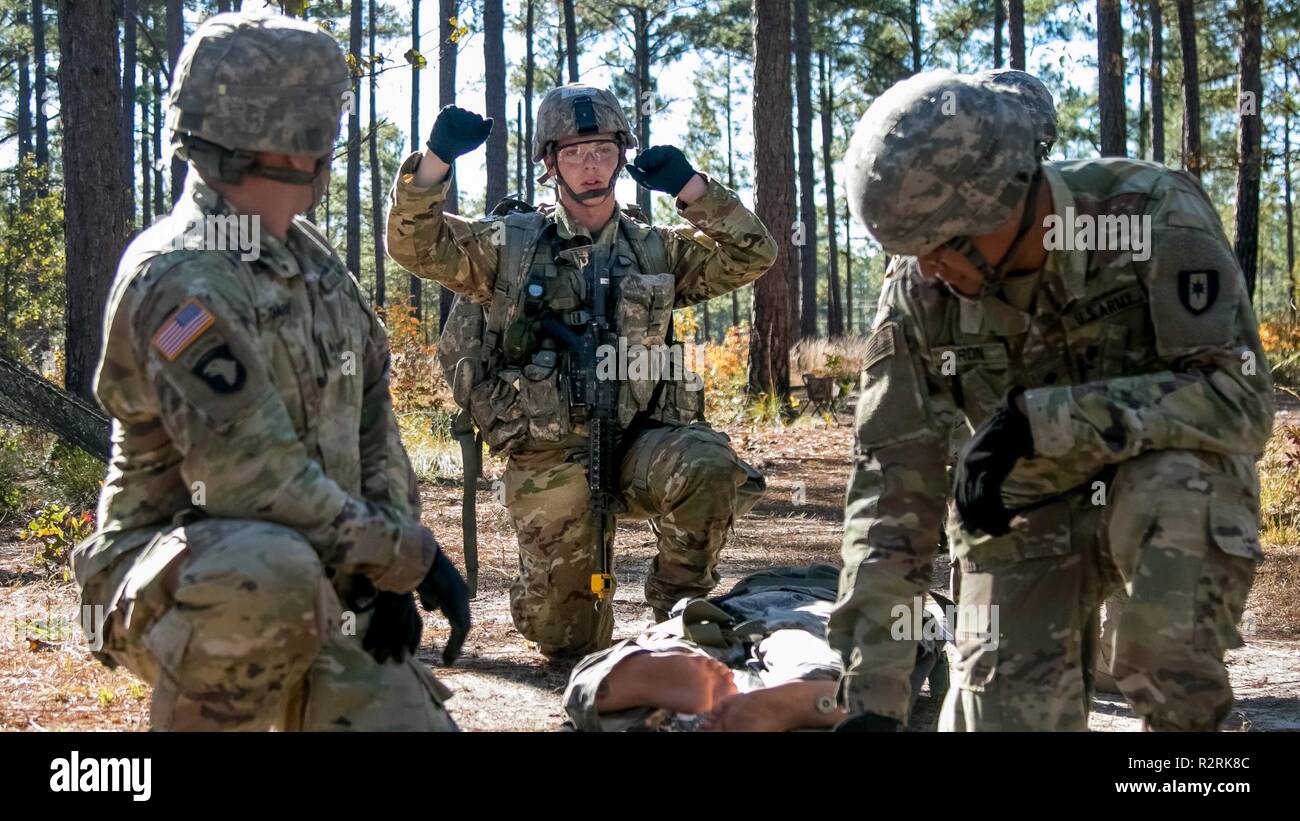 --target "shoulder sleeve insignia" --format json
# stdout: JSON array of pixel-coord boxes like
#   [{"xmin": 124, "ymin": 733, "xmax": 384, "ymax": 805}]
[
  {"xmin": 1177, "ymin": 269, "xmax": 1219, "ymax": 316},
  {"xmin": 151, "ymin": 298, "xmax": 215, "ymax": 361}
]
